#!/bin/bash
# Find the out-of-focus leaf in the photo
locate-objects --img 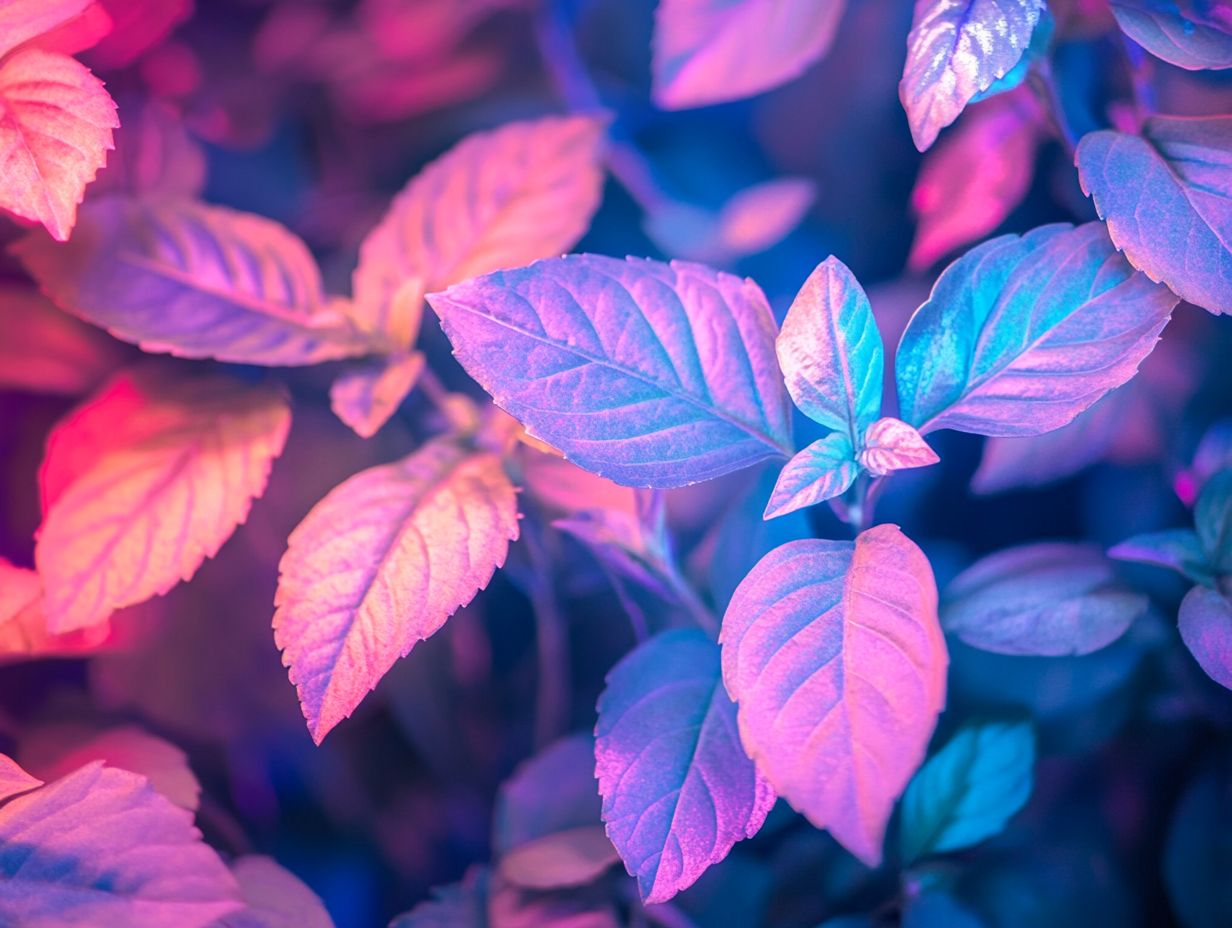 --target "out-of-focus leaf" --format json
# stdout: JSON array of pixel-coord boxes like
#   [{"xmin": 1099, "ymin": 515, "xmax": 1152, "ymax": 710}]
[
  {"xmin": 1109, "ymin": 529, "xmax": 1213, "ymax": 585},
  {"xmin": 902, "ymin": 889, "xmax": 986, "ymax": 928},
  {"xmin": 1164, "ymin": 757, "xmax": 1232, "ymax": 928},
  {"xmin": 14, "ymin": 197, "xmax": 367, "ymax": 366},
  {"xmin": 895, "ymin": 223, "xmax": 1177, "ymax": 437},
  {"xmin": 0, "ymin": 558, "xmax": 113, "ymax": 661},
  {"xmin": 0, "ymin": 285, "xmax": 125, "ymax": 396},
  {"xmin": 329, "ymin": 351, "xmax": 425, "ymax": 439},
  {"xmin": 0, "ymin": 49, "xmax": 117, "ymax": 241},
  {"xmin": 498, "ymin": 827, "xmax": 619, "ymax": 891},
  {"xmin": 0, "ymin": 0, "xmax": 92, "ymax": 59},
  {"xmin": 429, "ymin": 255, "xmax": 792, "ymax": 487},
  {"xmin": 274, "ymin": 437, "xmax": 519, "ymax": 743},
  {"xmin": 1178, "ymin": 587, "xmax": 1232, "ymax": 690},
  {"xmin": 765, "ymin": 433, "xmax": 858, "ymax": 519},
  {"xmin": 651, "ymin": 0, "xmax": 847, "ymax": 109},
  {"xmin": 83, "ymin": 0, "xmax": 193, "ymax": 70},
  {"xmin": 217, "ymin": 855, "xmax": 334, "ymax": 928},
  {"xmin": 900, "ymin": 0, "xmax": 1046, "ymax": 151},
  {"xmin": 494, "ymin": 735, "xmax": 602, "ymax": 856},
  {"xmin": 1195, "ymin": 469, "xmax": 1232, "ymax": 573},
  {"xmin": 899, "ymin": 719, "xmax": 1035, "ymax": 863},
  {"xmin": 942, "ymin": 543, "xmax": 1148, "ymax": 656},
  {"xmin": 90, "ymin": 97, "xmax": 207, "ymax": 198},
  {"xmin": 36, "ymin": 365, "xmax": 292, "ymax": 633},
  {"xmin": 1077, "ymin": 116, "xmax": 1232, "ymax": 316},
  {"xmin": 1110, "ymin": 0, "xmax": 1232, "ymax": 70},
  {"xmin": 720, "ymin": 525, "xmax": 947, "ymax": 866}
]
